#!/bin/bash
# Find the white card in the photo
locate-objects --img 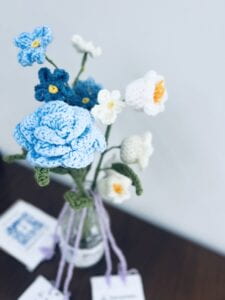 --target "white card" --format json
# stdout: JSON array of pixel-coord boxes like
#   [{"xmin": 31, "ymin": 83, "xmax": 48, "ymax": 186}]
[
  {"xmin": 0, "ymin": 200, "xmax": 57, "ymax": 271},
  {"xmin": 91, "ymin": 273, "xmax": 146, "ymax": 300},
  {"xmin": 18, "ymin": 276, "xmax": 64, "ymax": 300}
]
